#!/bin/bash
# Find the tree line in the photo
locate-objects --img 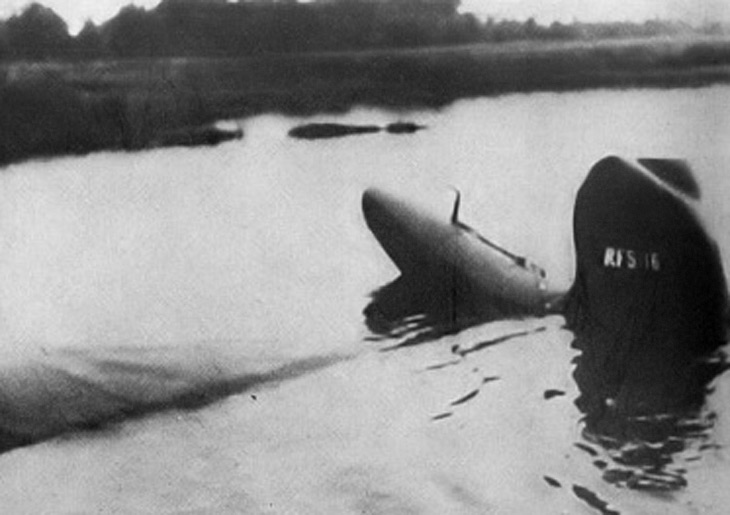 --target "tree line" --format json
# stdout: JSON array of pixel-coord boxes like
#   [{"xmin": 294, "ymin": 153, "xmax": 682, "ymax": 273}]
[{"xmin": 0, "ymin": 0, "xmax": 724, "ymax": 61}]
